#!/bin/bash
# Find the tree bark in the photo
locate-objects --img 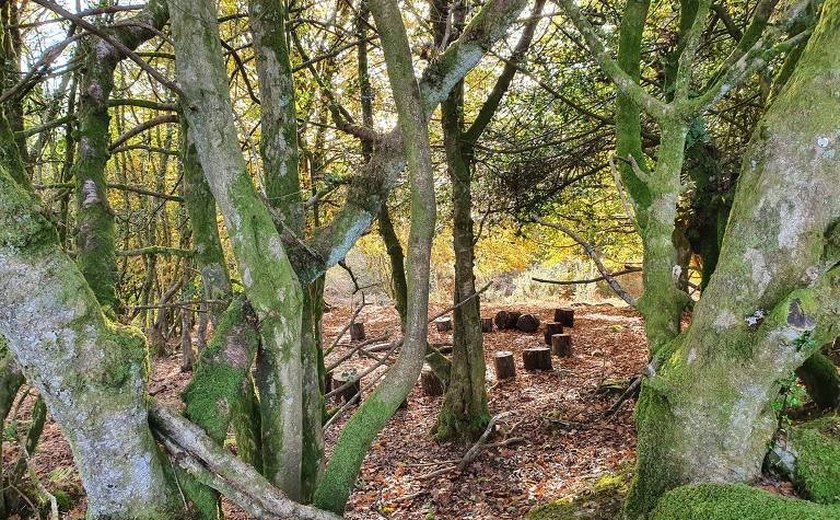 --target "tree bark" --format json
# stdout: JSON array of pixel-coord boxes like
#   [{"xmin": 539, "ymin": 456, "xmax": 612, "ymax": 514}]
[
  {"xmin": 626, "ymin": 2, "xmax": 840, "ymax": 515},
  {"xmin": 168, "ymin": 0, "xmax": 306, "ymax": 500},
  {"xmin": 0, "ymin": 160, "xmax": 181, "ymax": 519}
]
